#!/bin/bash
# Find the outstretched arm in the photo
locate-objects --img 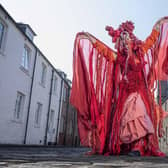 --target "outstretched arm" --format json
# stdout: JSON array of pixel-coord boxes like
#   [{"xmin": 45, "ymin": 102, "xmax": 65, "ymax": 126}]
[
  {"xmin": 153, "ymin": 16, "xmax": 168, "ymax": 31},
  {"xmin": 82, "ymin": 32, "xmax": 117, "ymax": 61},
  {"xmin": 142, "ymin": 17, "xmax": 168, "ymax": 53},
  {"xmin": 77, "ymin": 32, "xmax": 97, "ymax": 43},
  {"xmin": 142, "ymin": 28, "xmax": 160, "ymax": 53}
]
